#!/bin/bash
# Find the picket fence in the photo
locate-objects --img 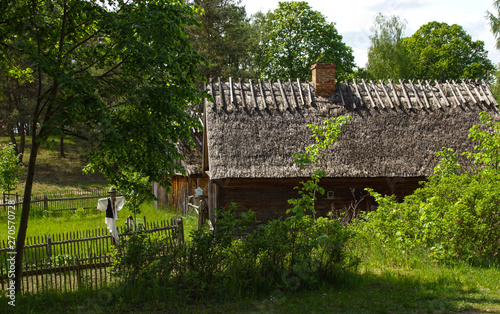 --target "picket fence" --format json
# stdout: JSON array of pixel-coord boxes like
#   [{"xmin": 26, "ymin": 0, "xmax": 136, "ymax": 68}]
[
  {"xmin": 1, "ymin": 188, "xmax": 112, "ymax": 213},
  {"xmin": 0, "ymin": 217, "xmax": 184, "ymax": 295}
]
